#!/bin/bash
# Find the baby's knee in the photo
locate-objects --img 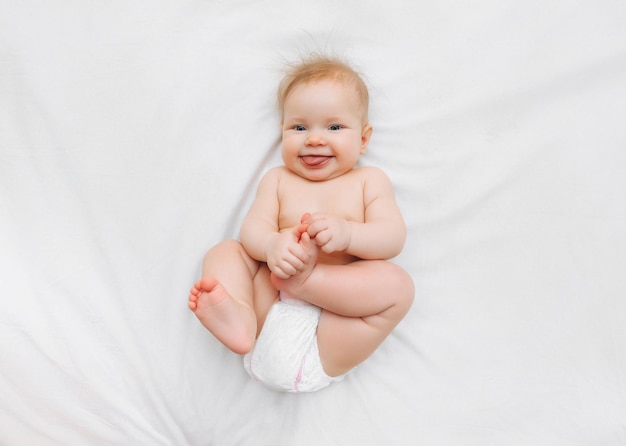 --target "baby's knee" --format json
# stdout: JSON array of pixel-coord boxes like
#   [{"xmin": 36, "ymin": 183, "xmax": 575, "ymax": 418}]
[
  {"xmin": 204, "ymin": 239, "xmax": 245, "ymax": 260},
  {"xmin": 388, "ymin": 264, "xmax": 415, "ymax": 314},
  {"xmin": 215, "ymin": 238, "xmax": 244, "ymax": 252}
]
